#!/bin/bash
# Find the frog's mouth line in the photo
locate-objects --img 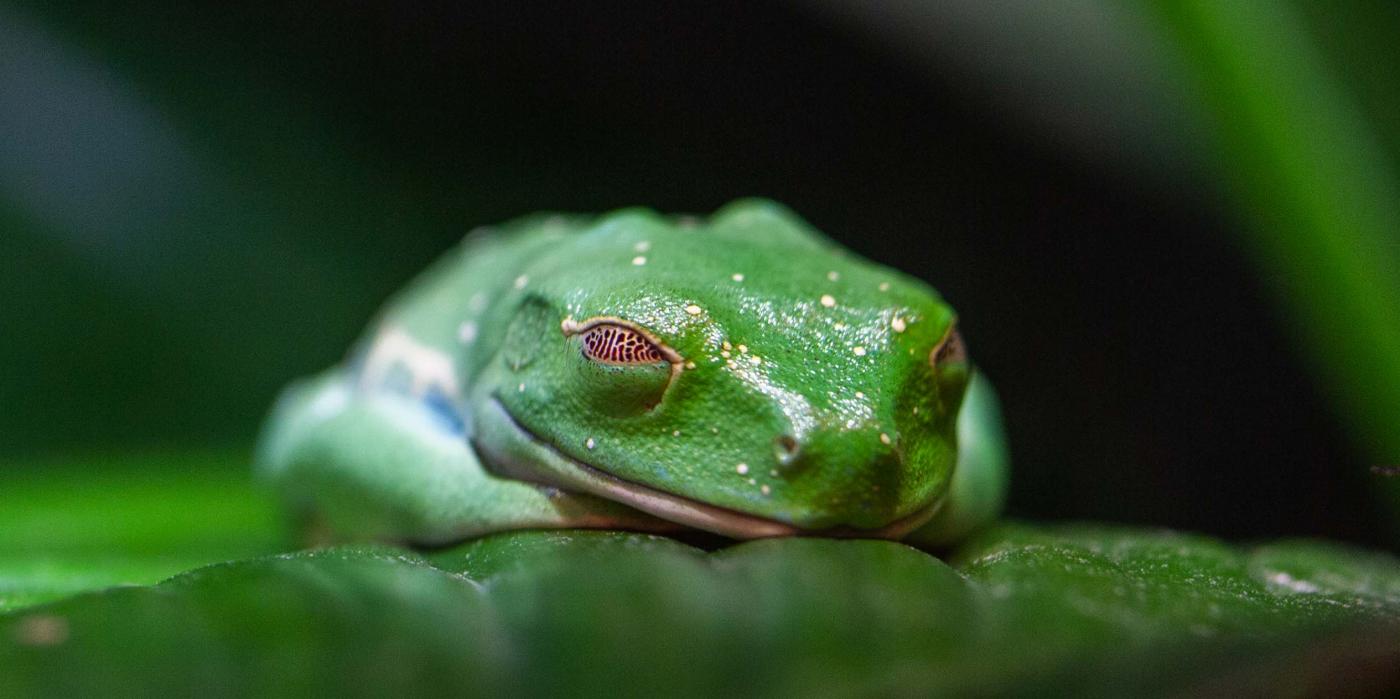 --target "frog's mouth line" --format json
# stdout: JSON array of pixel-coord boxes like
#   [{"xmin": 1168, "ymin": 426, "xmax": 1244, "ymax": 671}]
[{"xmin": 478, "ymin": 397, "xmax": 939, "ymax": 540}]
